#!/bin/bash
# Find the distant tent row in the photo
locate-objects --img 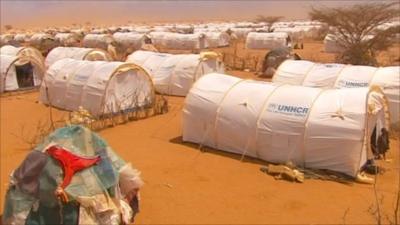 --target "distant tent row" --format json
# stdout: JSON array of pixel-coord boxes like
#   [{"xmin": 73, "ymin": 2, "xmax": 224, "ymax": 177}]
[
  {"xmin": 183, "ymin": 73, "xmax": 389, "ymax": 177},
  {"xmin": 40, "ymin": 59, "xmax": 155, "ymax": 117},
  {"xmin": 272, "ymin": 60, "xmax": 400, "ymax": 124},
  {"xmin": 126, "ymin": 50, "xmax": 224, "ymax": 96}
]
